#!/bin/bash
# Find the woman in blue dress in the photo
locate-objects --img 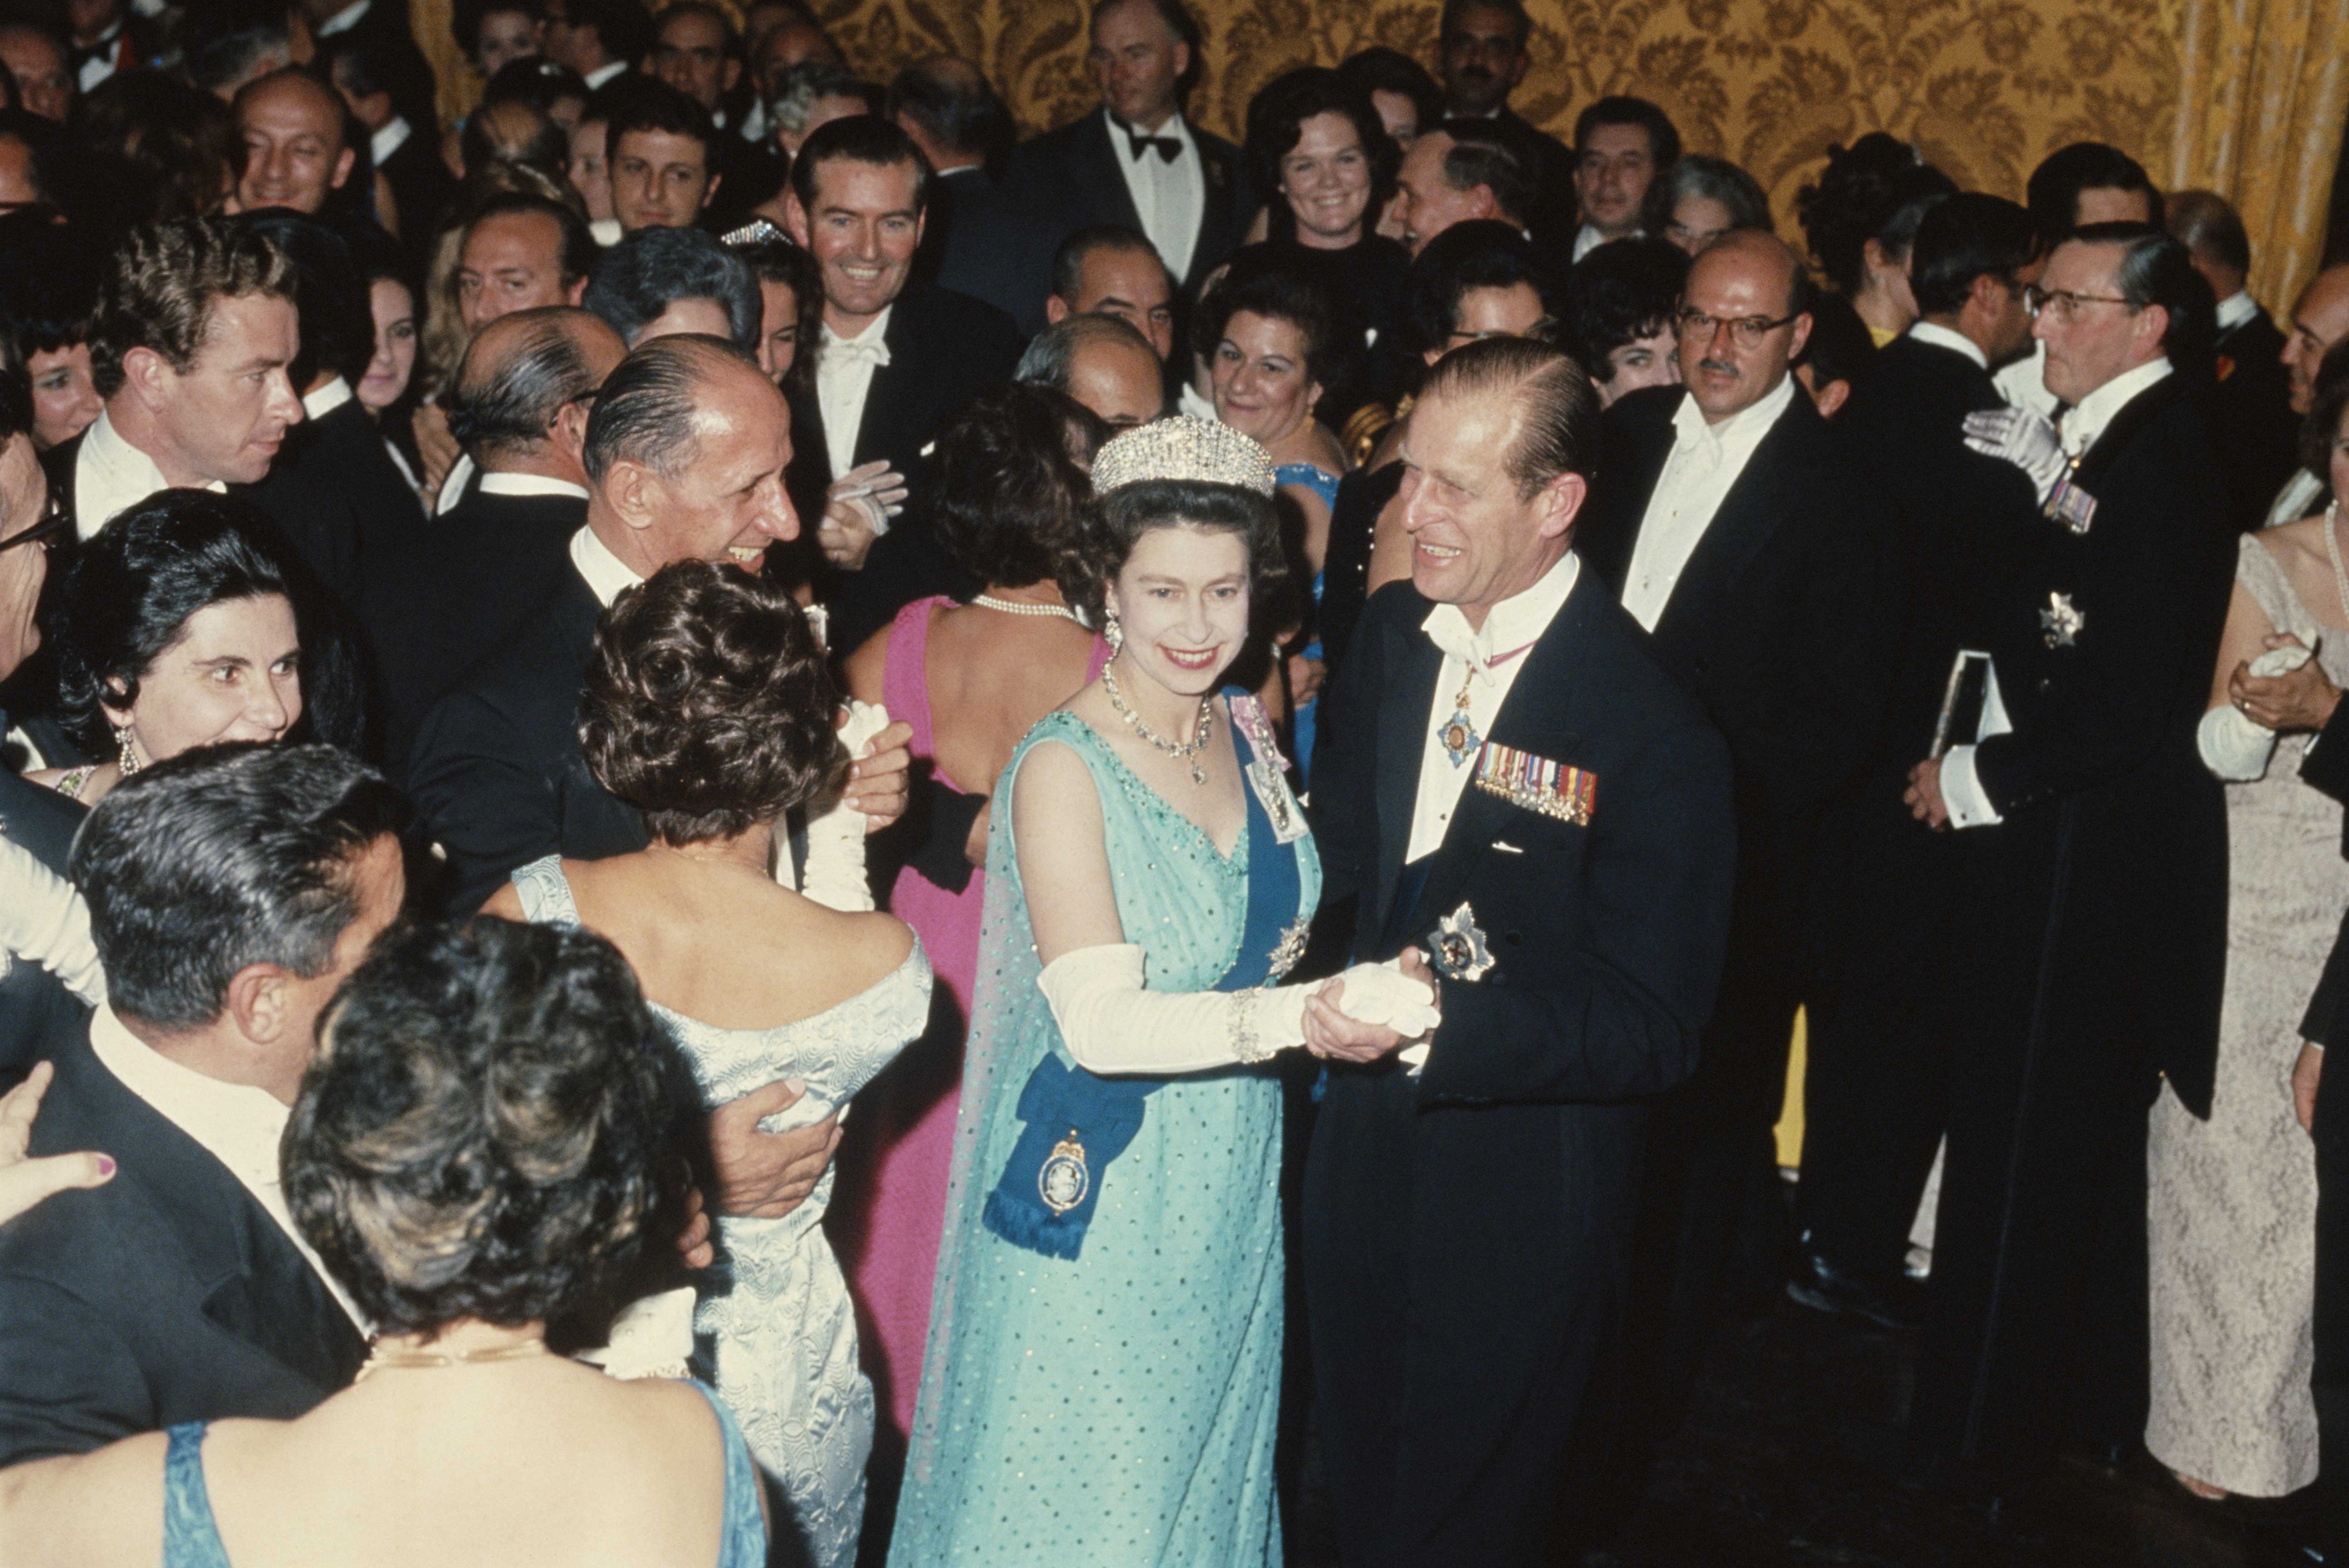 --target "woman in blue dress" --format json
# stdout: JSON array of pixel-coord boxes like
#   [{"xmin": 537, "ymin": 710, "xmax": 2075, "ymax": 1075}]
[{"xmin": 889, "ymin": 417, "xmax": 1431, "ymax": 1565}]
